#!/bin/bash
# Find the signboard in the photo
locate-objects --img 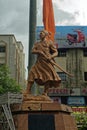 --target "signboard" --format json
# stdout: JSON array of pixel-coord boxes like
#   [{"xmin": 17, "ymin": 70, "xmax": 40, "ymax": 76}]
[
  {"xmin": 67, "ymin": 96, "xmax": 85, "ymax": 106},
  {"xmin": 72, "ymin": 107, "xmax": 87, "ymax": 112},
  {"xmin": 37, "ymin": 26, "xmax": 87, "ymax": 48},
  {"xmin": 48, "ymin": 88, "xmax": 69, "ymax": 96},
  {"xmin": 48, "ymin": 88, "xmax": 80, "ymax": 96}
]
